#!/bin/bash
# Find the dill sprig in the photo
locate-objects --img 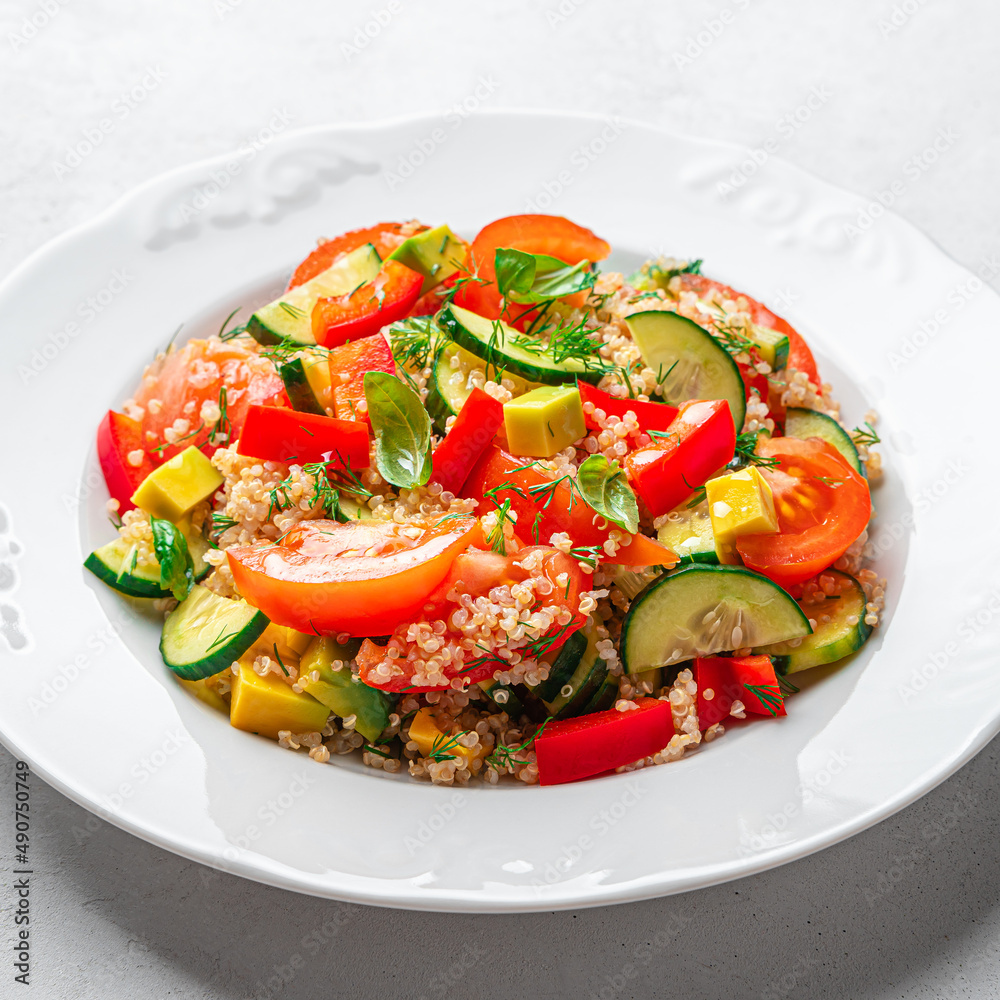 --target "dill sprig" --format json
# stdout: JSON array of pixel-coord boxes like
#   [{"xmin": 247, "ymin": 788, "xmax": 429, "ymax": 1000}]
[
  {"xmin": 486, "ymin": 718, "xmax": 552, "ymax": 771},
  {"xmin": 485, "ymin": 498, "xmax": 516, "ymax": 556},
  {"xmin": 569, "ymin": 544, "xmax": 603, "ymax": 570},
  {"xmin": 271, "ymin": 643, "xmax": 290, "ymax": 677},
  {"xmin": 851, "ymin": 422, "xmax": 880, "ymax": 447},
  {"xmin": 218, "ymin": 307, "xmax": 250, "ymax": 341},
  {"xmin": 732, "ymin": 431, "xmax": 780, "ymax": 470},
  {"xmin": 743, "ymin": 683, "xmax": 783, "ymax": 716},
  {"xmin": 389, "ymin": 316, "xmax": 443, "ymax": 374},
  {"xmin": 527, "ymin": 474, "xmax": 585, "ymax": 511},
  {"xmin": 426, "ymin": 730, "xmax": 470, "ymax": 763},
  {"xmin": 277, "ymin": 300, "xmax": 306, "ymax": 319},
  {"xmin": 686, "ymin": 484, "xmax": 708, "ymax": 509}
]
